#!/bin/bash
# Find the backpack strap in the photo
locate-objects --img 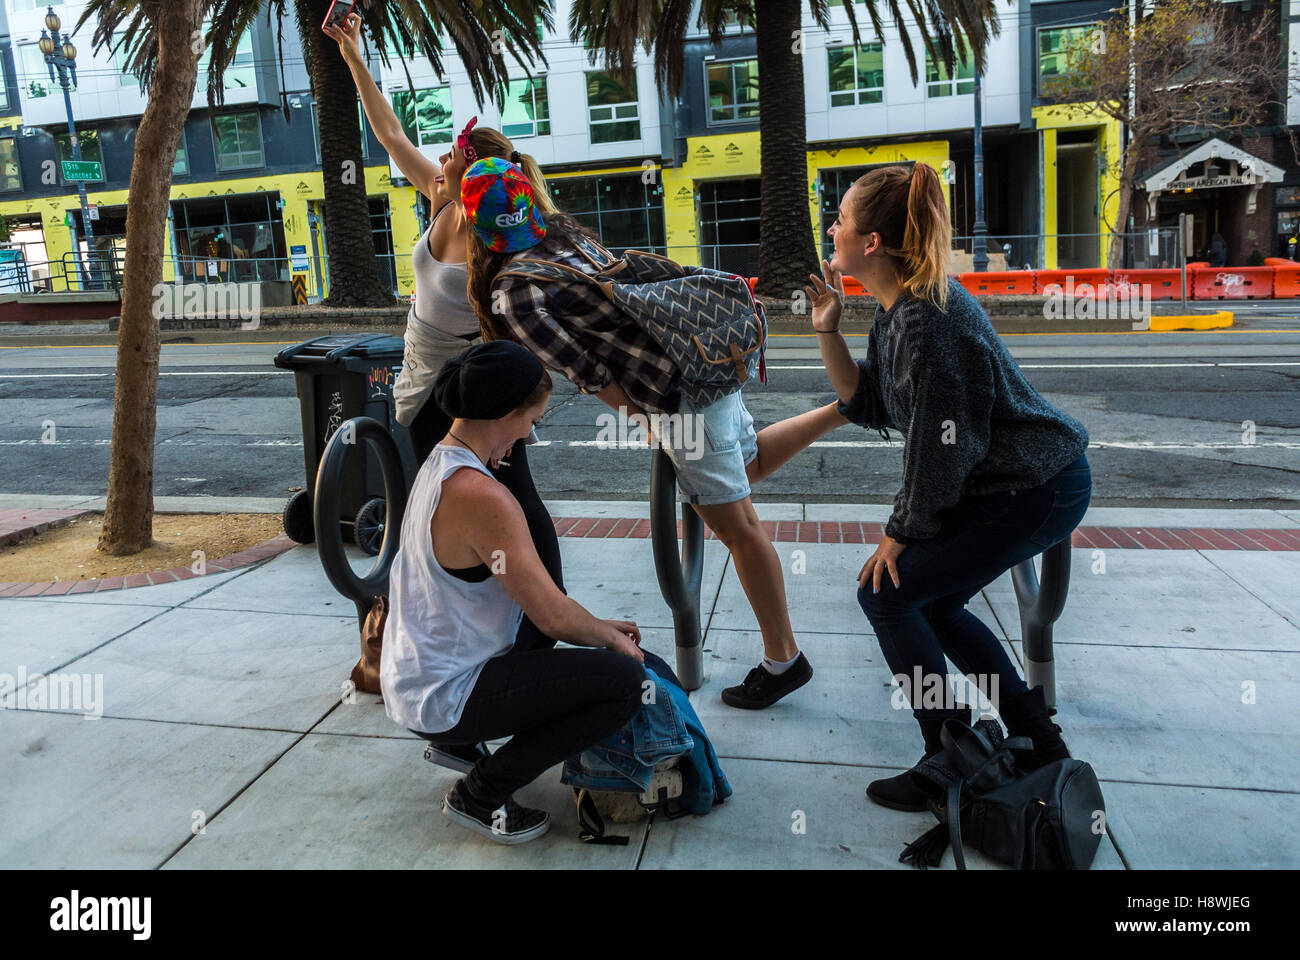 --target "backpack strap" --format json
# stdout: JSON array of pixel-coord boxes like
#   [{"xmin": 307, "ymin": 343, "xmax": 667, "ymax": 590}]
[
  {"xmin": 946, "ymin": 779, "xmax": 967, "ymax": 870},
  {"xmin": 572, "ymin": 234, "xmax": 617, "ymax": 270},
  {"xmin": 496, "ymin": 257, "xmax": 617, "ymax": 301},
  {"xmin": 573, "ymin": 788, "xmax": 630, "ymax": 846}
]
